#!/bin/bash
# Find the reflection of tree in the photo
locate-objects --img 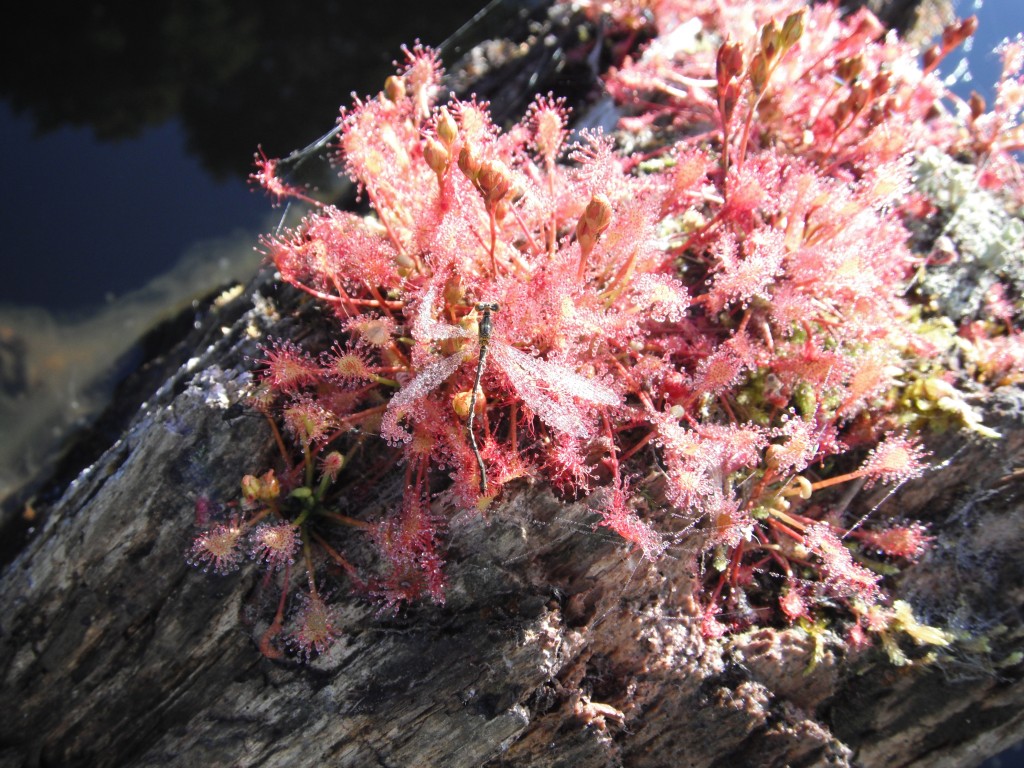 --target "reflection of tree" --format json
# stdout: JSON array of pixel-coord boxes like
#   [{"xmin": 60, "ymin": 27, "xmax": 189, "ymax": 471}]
[{"xmin": 1, "ymin": 0, "xmax": 487, "ymax": 179}]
